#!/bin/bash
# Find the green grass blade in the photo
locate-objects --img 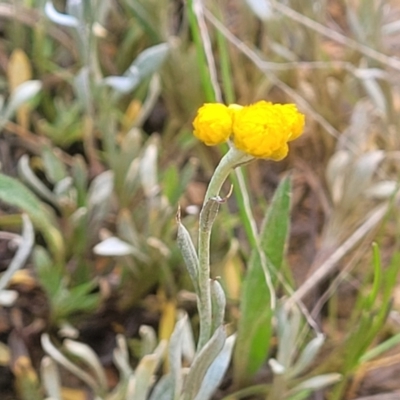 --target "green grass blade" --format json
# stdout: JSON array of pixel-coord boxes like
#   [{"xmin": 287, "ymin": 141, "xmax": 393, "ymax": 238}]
[
  {"xmin": 0, "ymin": 173, "xmax": 64, "ymax": 261},
  {"xmin": 259, "ymin": 175, "xmax": 292, "ymax": 275},
  {"xmin": 215, "ymin": 9, "xmax": 235, "ymax": 104},
  {"xmin": 186, "ymin": 0, "xmax": 216, "ymax": 102},
  {"xmin": 233, "ymin": 176, "xmax": 292, "ymax": 386}
]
